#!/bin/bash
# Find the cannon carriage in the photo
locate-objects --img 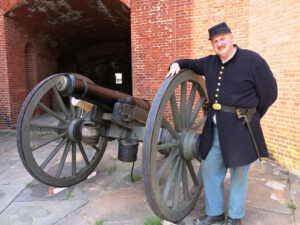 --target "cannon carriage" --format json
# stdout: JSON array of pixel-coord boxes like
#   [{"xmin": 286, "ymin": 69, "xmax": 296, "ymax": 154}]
[{"xmin": 17, "ymin": 70, "xmax": 208, "ymax": 222}]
